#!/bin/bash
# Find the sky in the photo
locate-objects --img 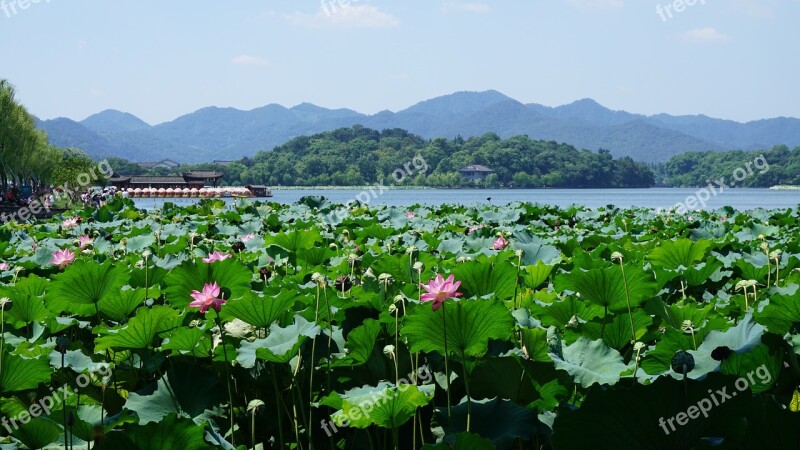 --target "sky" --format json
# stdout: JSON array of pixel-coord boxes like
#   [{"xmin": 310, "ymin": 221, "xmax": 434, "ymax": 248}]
[{"xmin": 1, "ymin": 0, "xmax": 798, "ymax": 125}]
